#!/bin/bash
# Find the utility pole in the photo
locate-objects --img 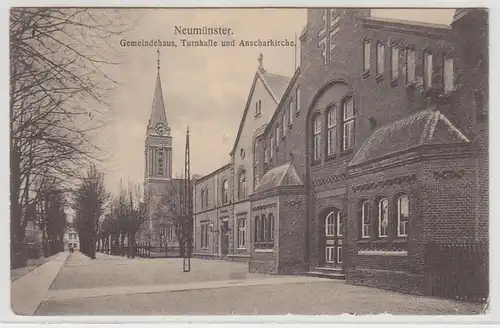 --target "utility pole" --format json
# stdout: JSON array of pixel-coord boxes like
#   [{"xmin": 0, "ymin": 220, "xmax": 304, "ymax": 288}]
[{"xmin": 182, "ymin": 126, "xmax": 192, "ymax": 272}]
